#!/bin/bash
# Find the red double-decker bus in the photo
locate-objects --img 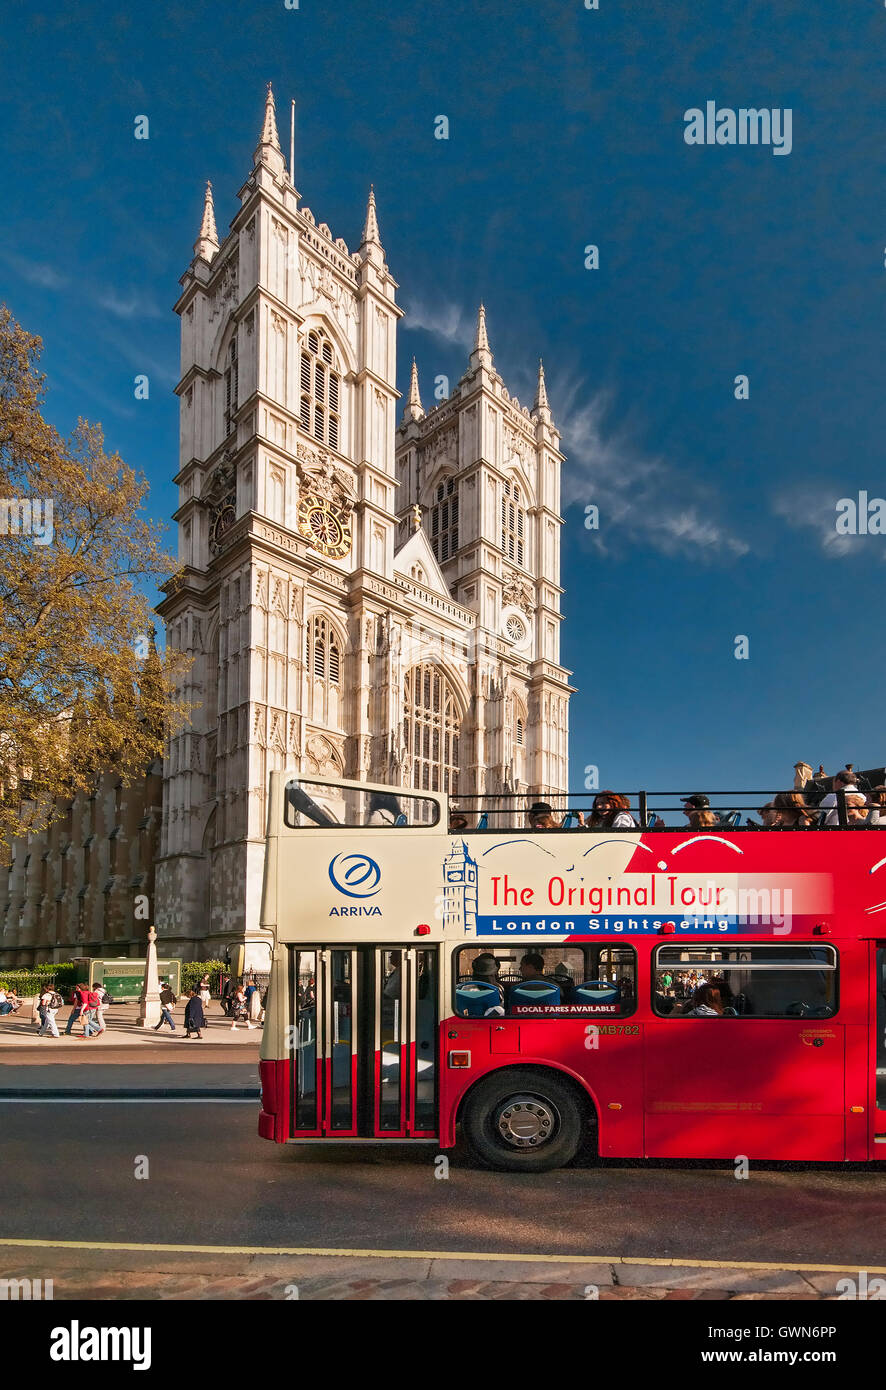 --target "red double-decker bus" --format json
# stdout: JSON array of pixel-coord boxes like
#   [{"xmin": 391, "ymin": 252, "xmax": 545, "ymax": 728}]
[{"xmin": 258, "ymin": 774, "xmax": 886, "ymax": 1171}]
